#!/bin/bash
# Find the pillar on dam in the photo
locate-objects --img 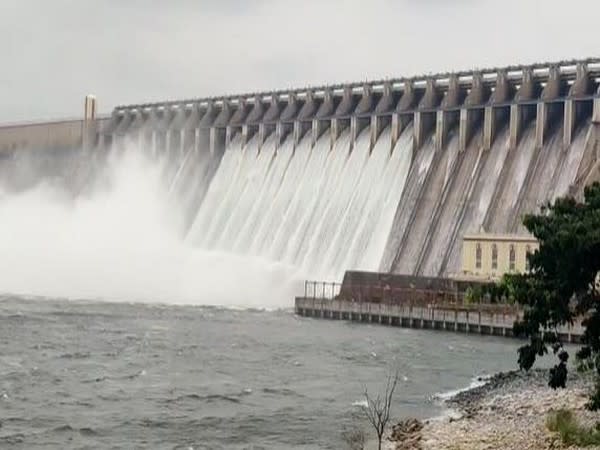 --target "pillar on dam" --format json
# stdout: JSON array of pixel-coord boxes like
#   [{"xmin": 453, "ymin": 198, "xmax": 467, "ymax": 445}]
[
  {"xmin": 159, "ymin": 107, "xmax": 177, "ymax": 156},
  {"xmin": 243, "ymin": 96, "xmax": 265, "ymax": 146},
  {"xmin": 333, "ymin": 86, "xmax": 355, "ymax": 150},
  {"xmin": 113, "ymin": 108, "xmax": 136, "ymax": 152},
  {"xmin": 483, "ymin": 106, "xmax": 493, "ymax": 150},
  {"xmin": 257, "ymin": 123, "xmax": 266, "ymax": 149},
  {"xmin": 259, "ymin": 94, "xmax": 281, "ymax": 149},
  {"xmin": 134, "ymin": 108, "xmax": 152, "ymax": 150},
  {"xmin": 510, "ymin": 68, "xmax": 538, "ymax": 149},
  {"xmin": 226, "ymin": 98, "xmax": 250, "ymax": 148},
  {"xmin": 393, "ymin": 81, "xmax": 417, "ymax": 148},
  {"xmin": 509, "ymin": 105, "xmax": 519, "ymax": 150},
  {"xmin": 536, "ymin": 66, "xmax": 566, "ymax": 149},
  {"xmin": 151, "ymin": 107, "xmax": 168, "ymax": 156},
  {"xmin": 184, "ymin": 104, "xmax": 206, "ymax": 153},
  {"xmin": 142, "ymin": 108, "xmax": 158, "ymax": 152},
  {"xmin": 167, "ymin": 107, "xmax": 180, "ymax": 155},
  {"xmin": 314, "ymin": 89, "xmax": 334, "ymax": 147},
  {"xmin": 371, "ymin": 82, "xmax": 395, "ymax": 149},
  {"xmin": 294, "ymin": 91, "xmax": 317, "ymax": 147},
  {"xmin": 131, "ymin": 109, "xmax": 145, "ymax": 149},
  {"xmin": 83, "ymin": 95, "xmax": 97, "ymax": 151},
  {"xmin": 198, "ymin": 102, "xmax": 216, "ymax": 153},
  {"xmin": 593, "ymin": 85, "xmax": 600, "ymax": 124},
  {"xmin": 483, "ymin": 71, "xmax": 513, "ymax": 150},
  {"xmin": 84, "ymin": 94, "xmax": 97, "ymax": 121},
  {"xmin": 167, "ymin": 106, "xmax": 188, "ymax": 157},
  {"xmin": 180, "ymin": 105, "xmax": 196, "ymax": 153},
  {"xmin": 415, "ymin": 79, "xmax": 439, "ymax": 150},
  {"xmin": 144, "ymin": 108, "xmax": 159, "ymax": 155},
  {"xmin": 459, "ymin": 73, "xmax": 489, "ymax": 151},
  {"xmin": 436, "ymin": 75, "xmax": 463, "ymax": 150},
  {"xmin": 564, "ymin": 63, "xmax": 593, "ymax": 148},
  {"xmin": 211, "ymin": 100, "xmax": 232, "ymax": 155},
  {"xmin": 277, "ymin": 93, "xmax": 298, "ymax": 147},
  {"xmin": 197, "ymin": 101, "xmax": 216, "ymax": 154},
  {"xmin": 563, "ymin": 99, "xmax": 573, "ymax": 146},
  {"xmin": 351, "ymin": 85, "xmax": 373, "ymax": 148},
  {"xmin": 126, "ymin": 108, "xmax": 145, "ymax": 149}
]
